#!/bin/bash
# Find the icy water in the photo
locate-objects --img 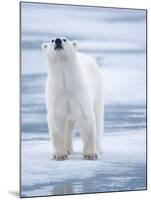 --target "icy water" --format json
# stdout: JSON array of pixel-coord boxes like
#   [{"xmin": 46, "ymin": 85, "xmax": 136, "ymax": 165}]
[{"xmin": 21, "ymin": 2, "xmax": 146, "ymax": 197}]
